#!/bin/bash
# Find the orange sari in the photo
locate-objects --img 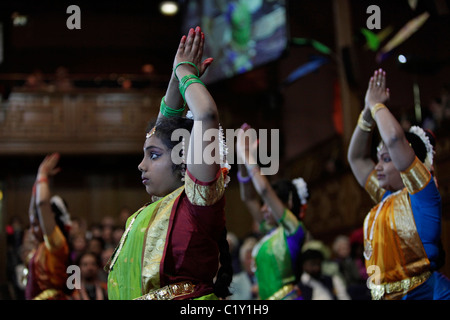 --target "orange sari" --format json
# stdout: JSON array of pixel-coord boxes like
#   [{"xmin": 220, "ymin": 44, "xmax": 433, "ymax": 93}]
[
  {"xmin": 25, "ymin": 226, "xmax": 70, "ymax": 300},
  {"xmin": 363, "ymin": 157, "xmax": 432, "ymax": 300}
]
